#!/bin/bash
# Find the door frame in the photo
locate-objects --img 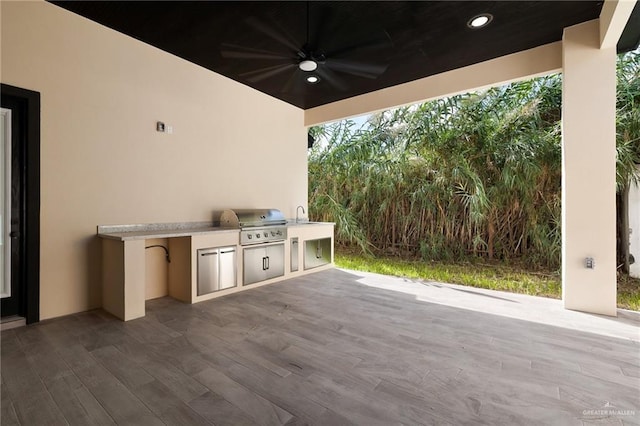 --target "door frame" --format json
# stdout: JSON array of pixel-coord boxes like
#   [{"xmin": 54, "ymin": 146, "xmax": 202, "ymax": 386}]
[
  {"xmin": 1, "ymin": 83, "xmax": 40, "ymax": 324},
  {"xmin": 1, "ymin": 108, "xmax": 11, "ymax": 299}
]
